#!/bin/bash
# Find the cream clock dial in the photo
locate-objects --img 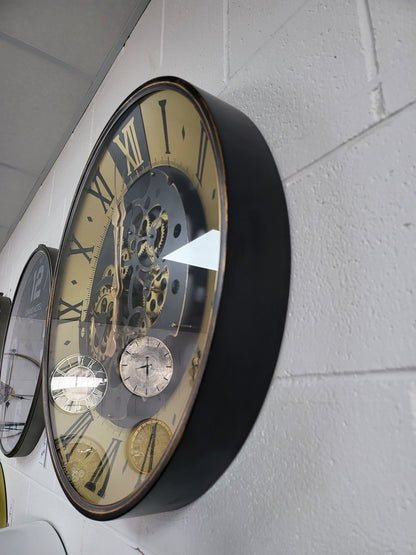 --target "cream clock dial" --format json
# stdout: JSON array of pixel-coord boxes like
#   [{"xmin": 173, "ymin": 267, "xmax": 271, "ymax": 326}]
[{"xmin": 43, "ymin": 76, "xmax": 290, "ymax": 520}]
